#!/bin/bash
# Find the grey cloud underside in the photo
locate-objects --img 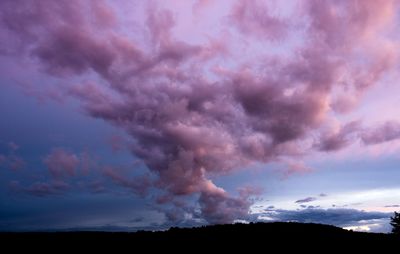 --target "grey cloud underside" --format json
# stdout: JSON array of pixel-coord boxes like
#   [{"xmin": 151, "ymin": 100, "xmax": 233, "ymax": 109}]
[
  {"xmin": 295, "ymin": 197, "xmax": 317, "ymax": 204},
  {"xmin": 258, "ymin": 208, "xmax": 390, "ymax": 228}
]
